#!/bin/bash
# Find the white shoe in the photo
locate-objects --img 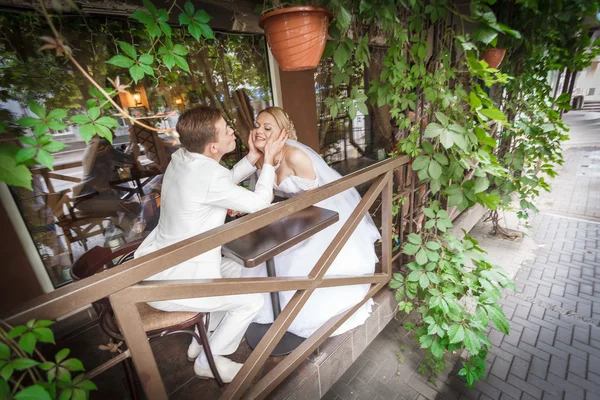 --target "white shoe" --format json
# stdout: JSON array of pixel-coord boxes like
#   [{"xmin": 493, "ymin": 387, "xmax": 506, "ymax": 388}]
[
  {"xmin": 194, "ymin": 355, "xmax": 243, "ymax": 383},
  {"xmin": 187, "ymin": 341, "xmax": 203, "ymax": 361}
]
